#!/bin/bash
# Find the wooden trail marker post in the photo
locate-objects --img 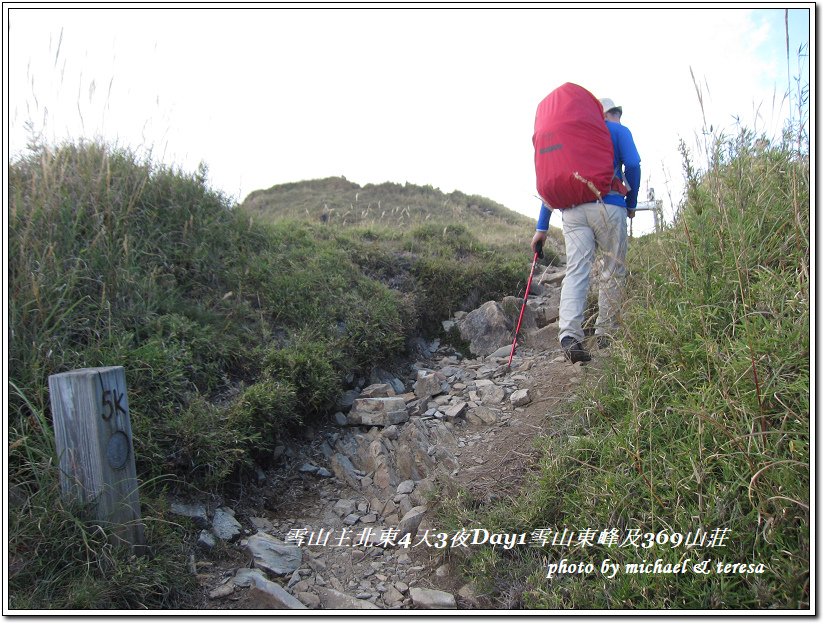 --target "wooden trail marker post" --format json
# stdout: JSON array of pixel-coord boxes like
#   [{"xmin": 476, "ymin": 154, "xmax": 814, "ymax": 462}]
[{"xmin": 49, "ymin": 366, "xmax": 146, "ymax": 551}]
